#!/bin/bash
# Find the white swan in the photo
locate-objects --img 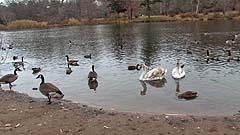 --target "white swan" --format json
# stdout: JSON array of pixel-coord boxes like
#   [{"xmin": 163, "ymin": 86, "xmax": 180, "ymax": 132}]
[
  {"xmin": 172, "ymin": 59, "xmax": 185, "ymax": 79},
  {"xmin": 139, "ymin": 64, "xmax": 167, "ymax": 81}
]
